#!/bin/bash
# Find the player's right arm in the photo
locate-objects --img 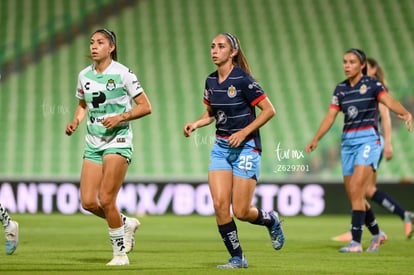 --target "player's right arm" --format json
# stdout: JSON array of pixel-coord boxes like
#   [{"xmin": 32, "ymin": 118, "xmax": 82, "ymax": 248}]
[
  {"xmin": 183, "ymin": 106, "xmax": 215, "ymax": 137},
  {"xmin": 305, "ymin": 107, "xmax": 339, "ymax": 153},
  {"xmin": 65, "ymin": 99, "xmax": 88, "ymax": 136}
]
